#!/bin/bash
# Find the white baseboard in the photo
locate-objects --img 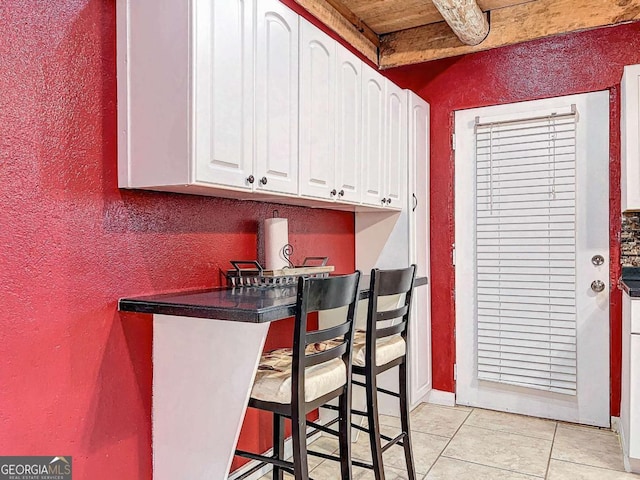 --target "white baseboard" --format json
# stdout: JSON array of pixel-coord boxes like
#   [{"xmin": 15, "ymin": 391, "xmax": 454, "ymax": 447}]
[
  {"xmin": 611, "ymin": 416, "xmax": 622, "ymax": 434},
  {"xmin": 612, "ymin": 415, "xmax": 634, "ymax": 473},
  {"xmin": 228, "ymin": 430, "xmax": 322, "ymax": 480},
  {"xmin": 425, "ymin": 389, "xmax": 456, "ymax": 407}
]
